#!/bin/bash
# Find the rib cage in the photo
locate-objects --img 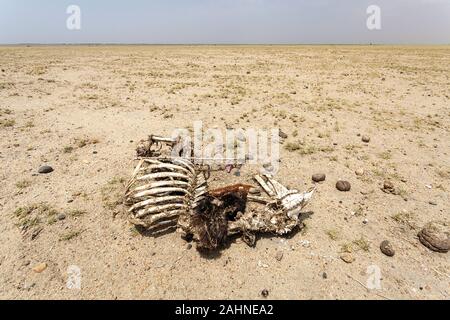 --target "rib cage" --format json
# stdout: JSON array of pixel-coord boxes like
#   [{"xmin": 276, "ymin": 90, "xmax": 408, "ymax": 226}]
[{"xmin": 125, "ymin": 157, "xmax": 207, "ymax": 231}]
